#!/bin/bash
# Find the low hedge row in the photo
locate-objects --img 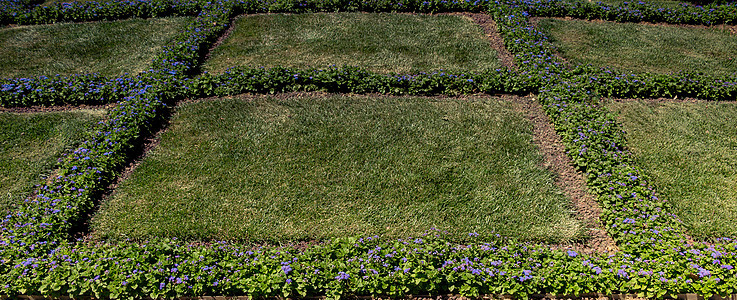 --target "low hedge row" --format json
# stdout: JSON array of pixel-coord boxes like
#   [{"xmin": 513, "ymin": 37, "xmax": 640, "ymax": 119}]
[
  {"xmin": 511, "ymin": 0, "xmax": 737, "ymax": 25},
  {"xmin": 0, "ymin": 74, "xmax": 141, "ymax": 107},
  {"xmin": 565, "ymin": 67, "xmax": 737, "ymax": 101},
  {"xmin": 2, "ymin": 0, "xmax": 737, "ymax": 298},
  {"xmin": 0, "ymin": 0, "xmax": 203, "ymax": 25},
  {"xmin": 4, "ymin": 66, "xmax": 735, "ymax": 107},
  {"xmin": 1, "ymin": 230, "xmax": 735, "ymax": 299},
  {"xmin": 2, "ymin": 0, "xmax": 492, "ymax": 25}
]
